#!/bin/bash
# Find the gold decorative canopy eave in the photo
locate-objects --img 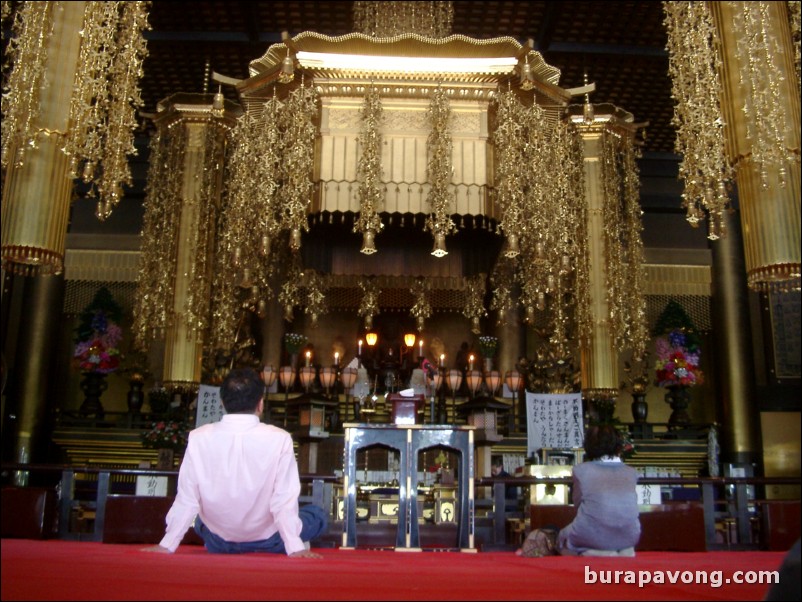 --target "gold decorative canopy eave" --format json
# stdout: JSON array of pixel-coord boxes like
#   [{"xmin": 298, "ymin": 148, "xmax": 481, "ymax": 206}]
[
  {"xmin": 238, "ymin": 31, "xmax": 568, "ymax": 103},
  {"xmin": 153, "ymin": 92, "xmax": 244, "ymax": 125},
  {"xmin": 249, "ymin": 31, "xmax": 561, "ymax": 79}
]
